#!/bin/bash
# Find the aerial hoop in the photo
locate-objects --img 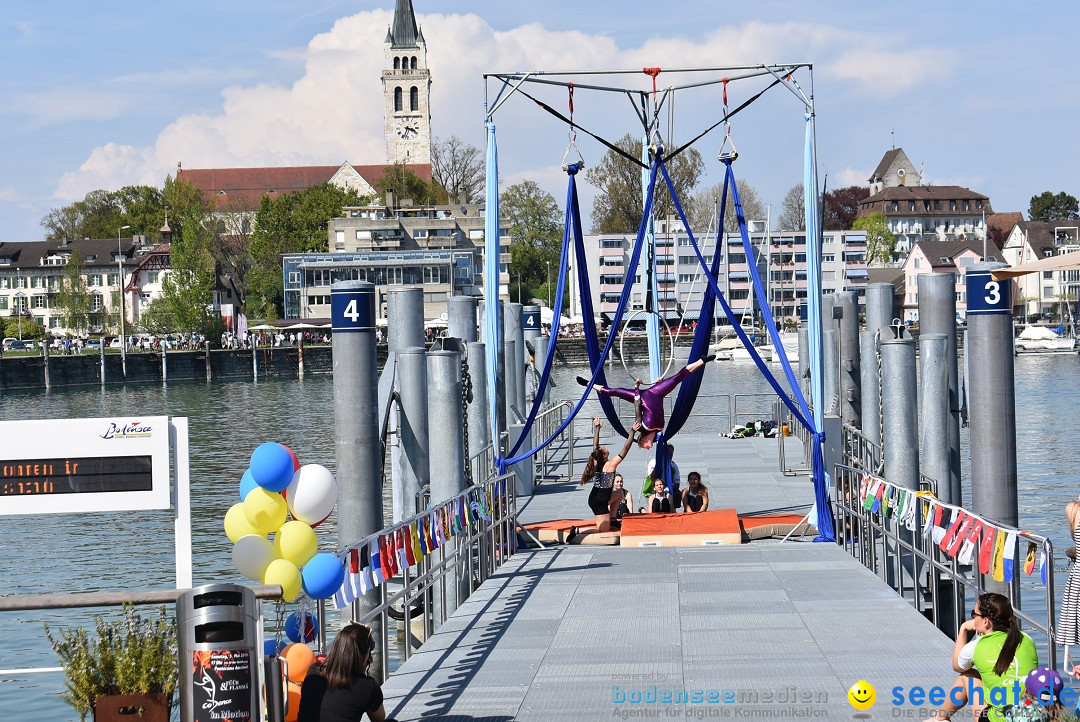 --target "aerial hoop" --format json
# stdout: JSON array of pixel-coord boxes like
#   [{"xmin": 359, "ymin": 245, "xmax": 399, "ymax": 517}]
[
  {"xmin": 619, "ymin": 309, "xmax": 675, "ymax": 384},
  {"xmin": 717, "ymin": 130, "xmax": 738, "ymax": 163}
]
